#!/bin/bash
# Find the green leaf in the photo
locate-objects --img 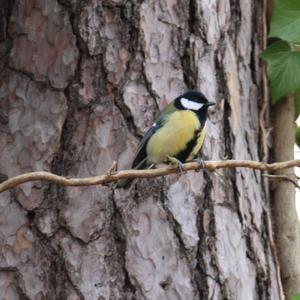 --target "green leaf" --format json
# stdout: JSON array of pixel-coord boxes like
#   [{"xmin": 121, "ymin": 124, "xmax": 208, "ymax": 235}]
[
  {"xmin": 269, "ymin": 0, "xmax": 300, "ymax": 43},
  {"xmin": 261, "ymin": 40, "xmax": 300, "ymax": 103},
  {"xmin": 295, "ymin": 127, "xmax": 300, "ymax": 148},
  {"xmin": 294, "ymin": 88, "xmax": 300, "ymax": 119},
  {"xmin": 291, "ymin": 293, "xmax": 300, "ymax": 300}
]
